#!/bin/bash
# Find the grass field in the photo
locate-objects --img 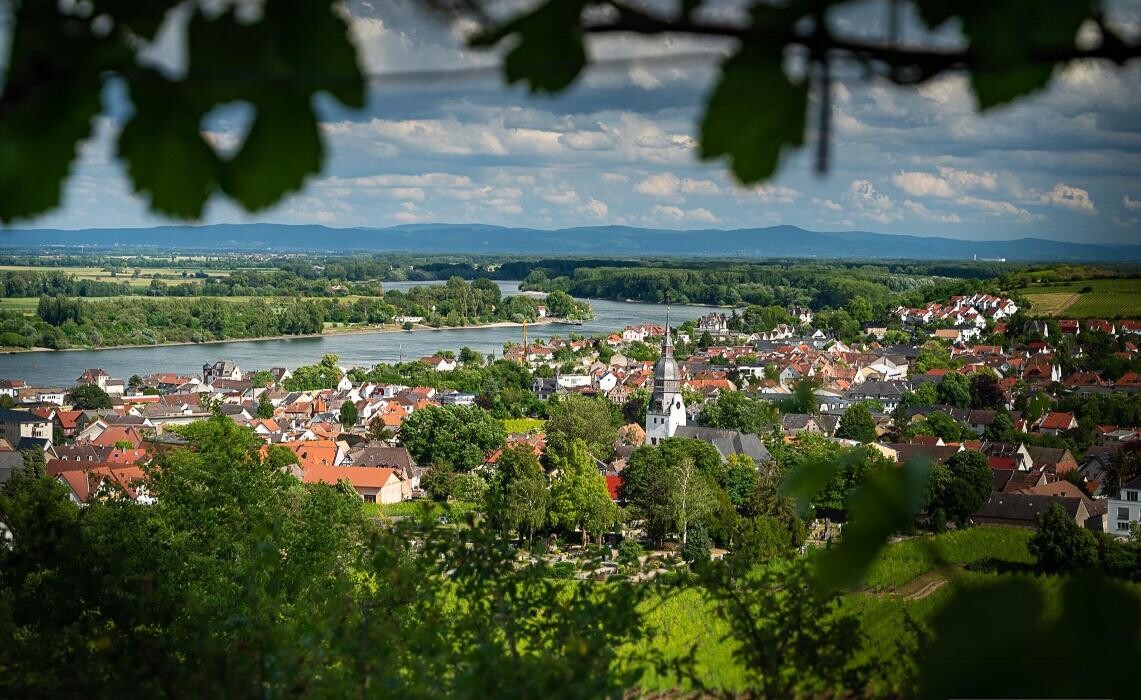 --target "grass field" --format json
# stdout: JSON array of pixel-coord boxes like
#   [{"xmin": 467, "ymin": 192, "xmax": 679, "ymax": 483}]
[
  {"xmin": 0, "ymin": 264, "xmax": 230, "ymax": 287},
  {"xmin": 1018, "ymin": 278, "xmax": 1141, "ymax": 318},
  {"xmin": 624, "ymin": 527, "xmax": 1041, "ymax": 693},
  {"xmin": 362, "ymin": 500, "xmax": 475, "ymax": 519},
  {"xmin": 503, "ymin": 418, "xmax": 546, "ymax": 433}
]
